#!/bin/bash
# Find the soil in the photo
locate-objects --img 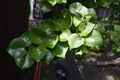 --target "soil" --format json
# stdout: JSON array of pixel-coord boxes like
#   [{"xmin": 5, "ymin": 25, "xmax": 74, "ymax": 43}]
[{"xmin": 23, "ymin": 49, "xmax": 120, "ymax": 80}]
